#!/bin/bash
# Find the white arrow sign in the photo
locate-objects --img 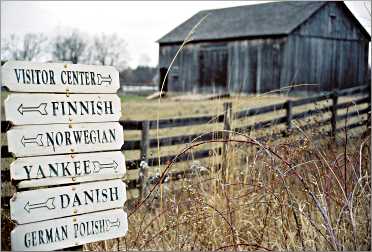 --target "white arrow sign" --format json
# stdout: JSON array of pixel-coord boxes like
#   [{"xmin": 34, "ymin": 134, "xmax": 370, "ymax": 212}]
[
  {"xmin": 10, "ymin": 151, "xmax": 126, "ymax": 189},
  {"xmin": 10, "ymin": 179, "xmax": 127, "ymax": 224},
  {"xmin": 5, "ymin": 93, "xmax": 122, "ymax": 125},
  {"xmin": 1, "ymin": 60, "xmax": 119, "ymax": 93},
  {"xmin": 11, "ymin": 209, "xmax": 128, "ymax": 251},
  {"xmin": 7, "ymin": 122, "xmax": 124, "ymax": 157}
]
